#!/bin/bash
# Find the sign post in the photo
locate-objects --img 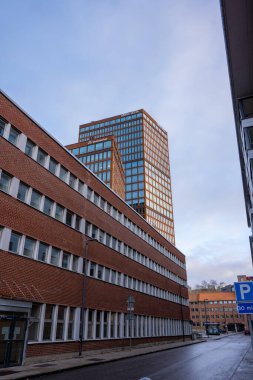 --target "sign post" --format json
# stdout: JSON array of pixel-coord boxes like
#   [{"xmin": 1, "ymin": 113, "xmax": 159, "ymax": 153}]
[
  {"xmin": 234, "ymin": 282, "xmax": 253, "ymax": 349},
  {"xmin": 126, "ymin": 296, "xmax": 135, "ymax": 350}
]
